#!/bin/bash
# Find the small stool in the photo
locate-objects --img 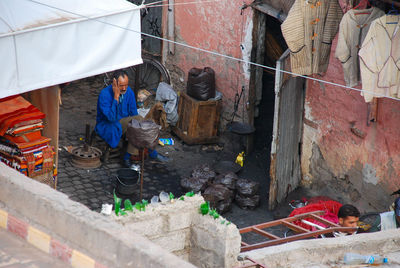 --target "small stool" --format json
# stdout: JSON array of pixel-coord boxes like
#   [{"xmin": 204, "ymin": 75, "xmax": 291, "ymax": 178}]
[{"xmin": 89, "ymin": 130, "xmax": 121, "ymax": 163}]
